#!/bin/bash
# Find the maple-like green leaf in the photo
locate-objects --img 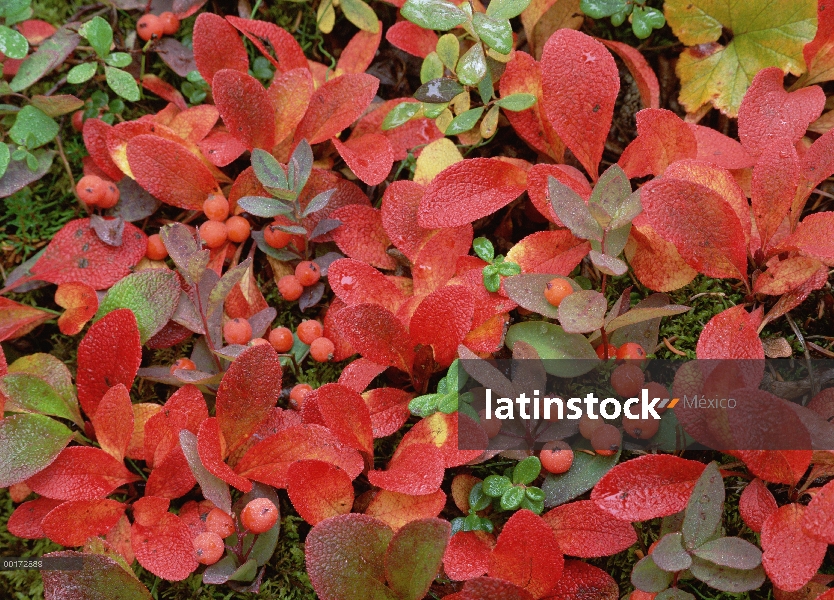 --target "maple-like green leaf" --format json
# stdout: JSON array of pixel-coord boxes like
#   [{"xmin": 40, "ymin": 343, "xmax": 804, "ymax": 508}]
[{"xmin": 665, "ymin": 0, "xmax": 817, "ymax": 116}]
